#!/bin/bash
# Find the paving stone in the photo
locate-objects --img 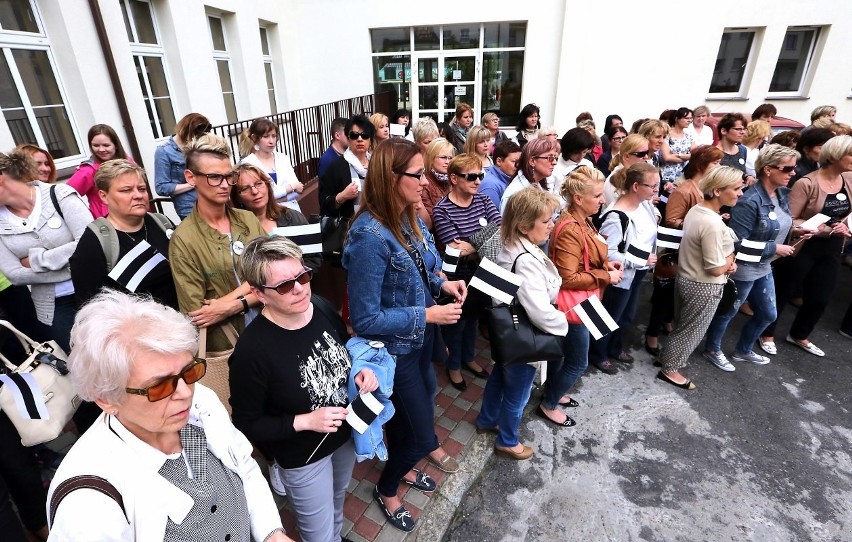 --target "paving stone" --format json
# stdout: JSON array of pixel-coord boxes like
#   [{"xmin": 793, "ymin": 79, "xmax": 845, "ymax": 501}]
[
  {"xmin": 452, "ymin": 397, "xmax": 472, "ymax": 410},
  {"xmin": 374, "ymin": 524, "xmax": 410, "ymax": 542},
  {"xmin": 403, "ymin": 487, "xmax": 430, "ymax": 509},
  {"xmin": 436, "ymin": 415, "xmax": 456, "ymax": 431},
  {"xmin": 353, "ymin": 515, "xmax": 382, "ymax": 540},
  {"xmin": 449, "ymin": 421, "xmax": 476, "ymax": 444}
]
